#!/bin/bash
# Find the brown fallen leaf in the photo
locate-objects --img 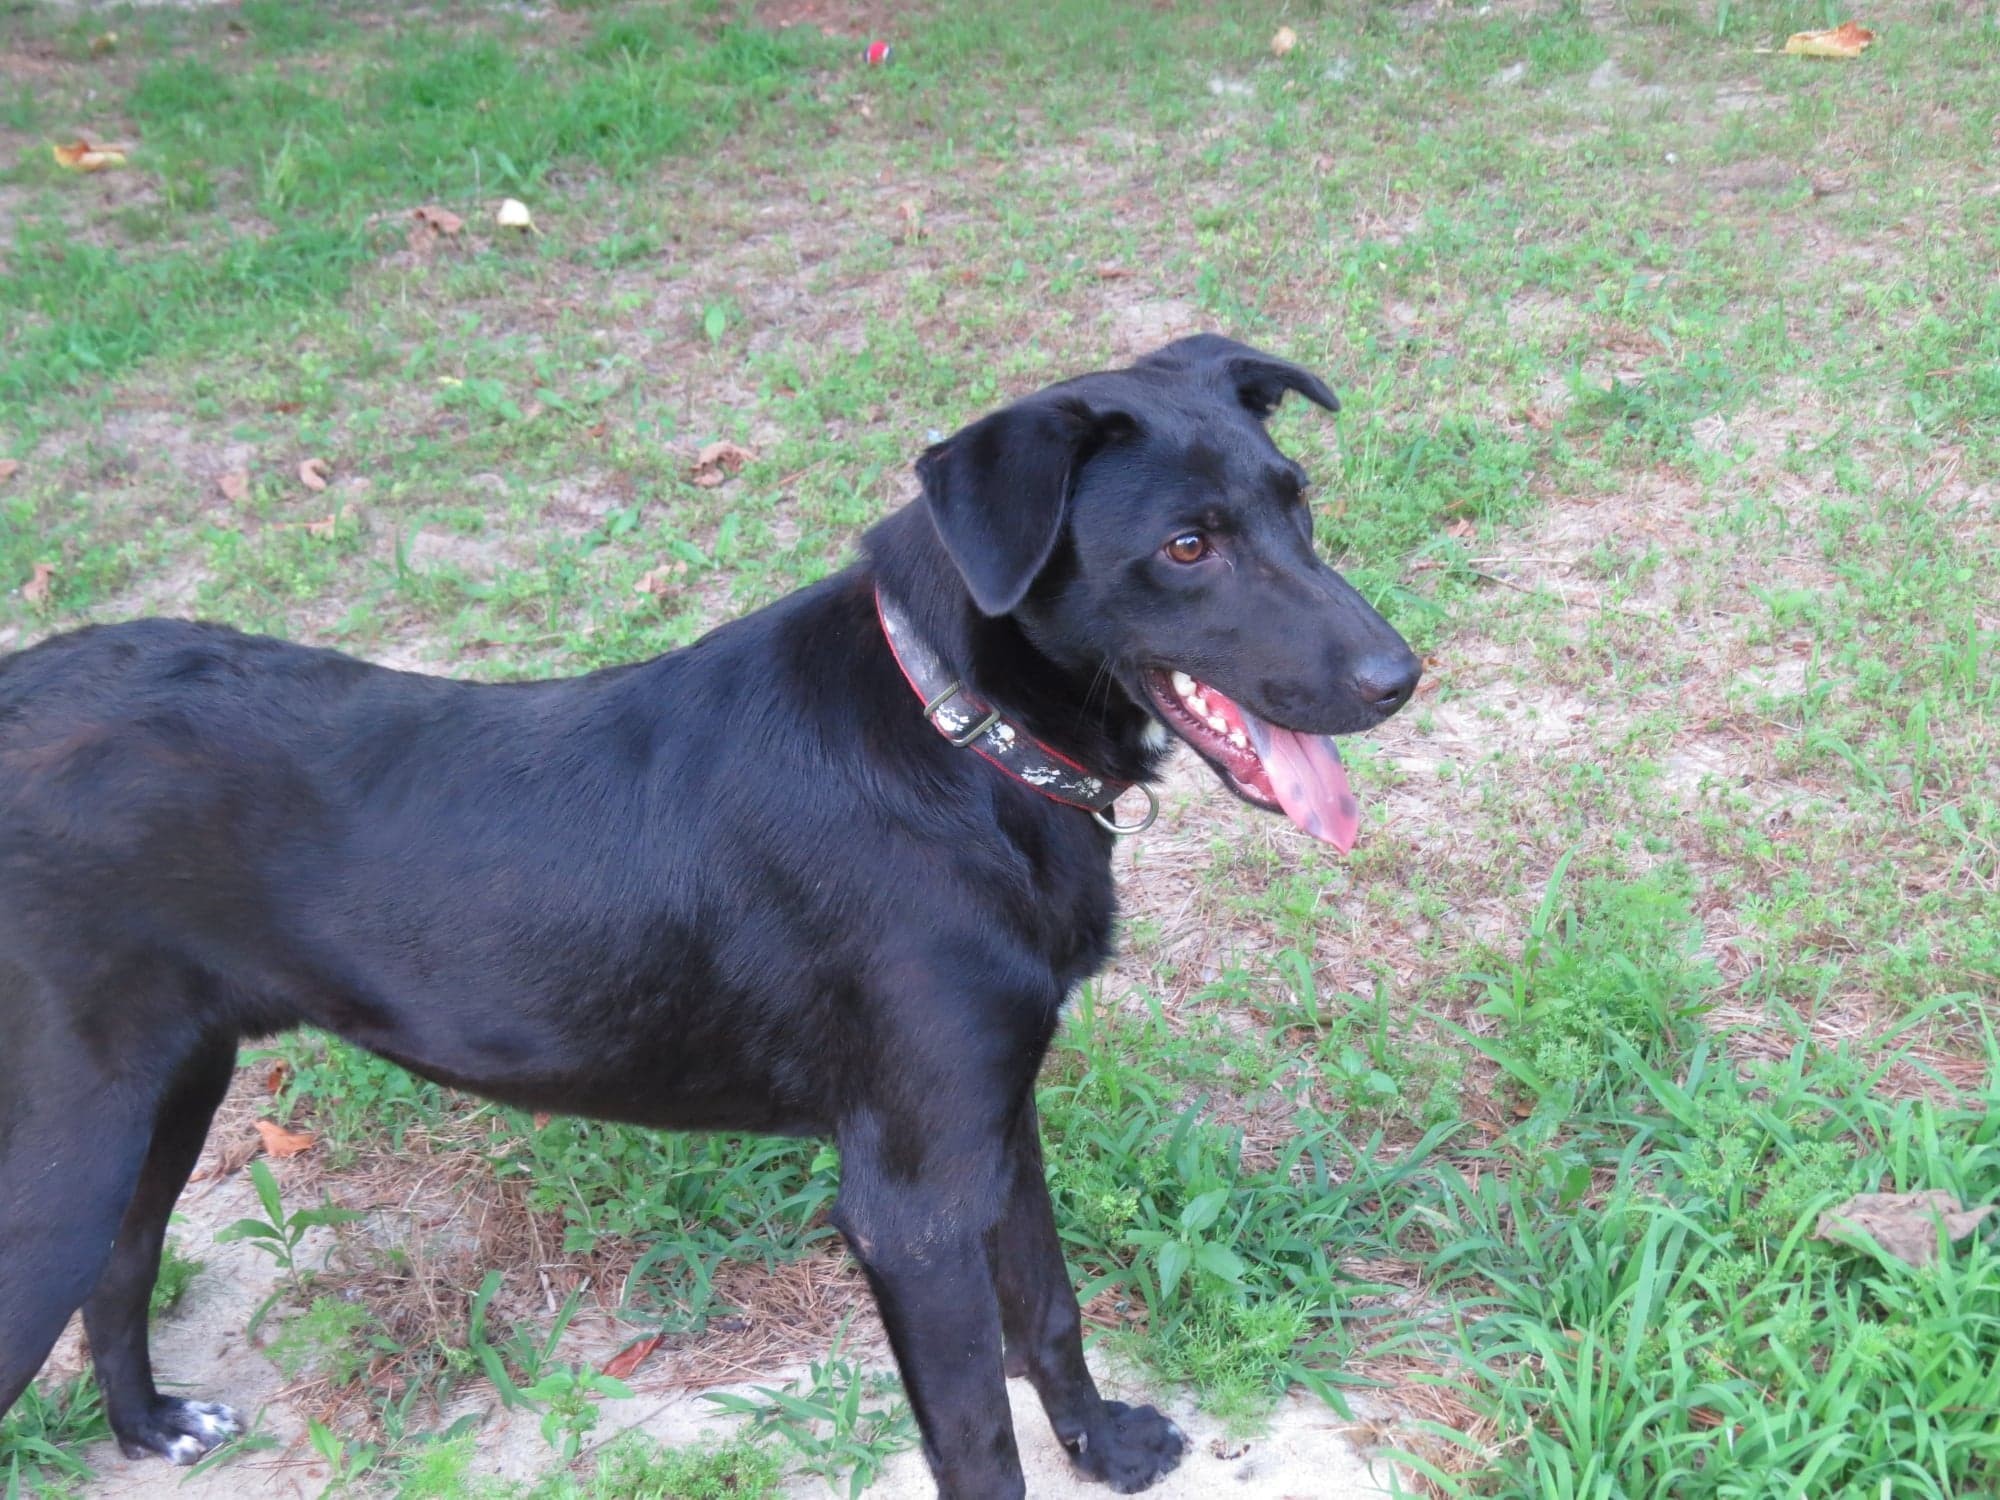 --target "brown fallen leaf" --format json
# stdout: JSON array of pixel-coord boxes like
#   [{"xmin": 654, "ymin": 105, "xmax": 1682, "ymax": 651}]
[
  {"xmin": 1784, "ymin": 20, "xmax": 1875, "ymax": 58},
  {"xmin": 53, "ymin": 138, "xmax": 129, "ymax": 172},
  {"xmin": 264, "ymin": 1059, "xmax": 291, "ymax": 1095},
  {"xmin": 253, "ymin": 1119, "xmax": 316, "ymax": 1158},
  {"xmin": 189, "ymin": 1134, "xmax": 259, "ymax": 1185},
  {"xmin": 21, "ymin": 562, "xmax": 56, "ymax": 606},
  {"xmin": 218, "ymin": 469, "xmax": 251, "ymax": 504},
  {"xmin": 1814, "ymin": 1189, "xmax": 1993, "ymax": 1267},
  {"xmin": 689, "ymin": 440, "xmax": 755, "ymax": 488},
  {"xmin": 303, "ymin": 515, "xmax": 339, "ymax": 539},
  {"xmin": 600, "ymin": 1333, "xmax": 665, "ymax": 1380},
  {"xmin": 898, "ymin": 198, "xmax": 926, "ymax": 243},
  {"xmin": 635, "ymin": 561, "xmax": 688, "ymax": 602},
  {"xmin": 0, "ymin": 459, "xmax": 19, "ymax": 483},
  {"xmin": 1446, "ymin": 518, "xmax": 1478, "ymax": 542},
  {"xmin": 532, "ymin": 1111, "xmax": 553, "ymax": 1130},
  {"xmin": 1094, "ymin": 264, "xmax": 1137, "ymax": 280},
  {"xmin": 298, "ymin": 457, "xmax": 331, "ymax": 492},
  {"xmin": 1270, "ymin": 25, "xmax": 1299, "ymax": 58},
  {"xmin": 411, "ymin": 204, "xmax": 464, "ymax": 236}
]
